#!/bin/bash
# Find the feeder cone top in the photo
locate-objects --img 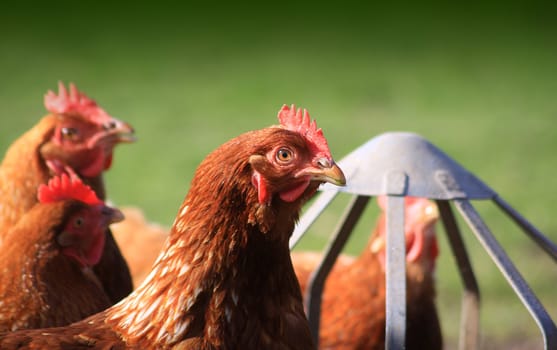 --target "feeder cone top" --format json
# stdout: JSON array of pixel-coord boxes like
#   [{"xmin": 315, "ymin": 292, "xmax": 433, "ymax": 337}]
[{"xmin": 322, "ymin": 132, "xmax": 495, "ymax": 200}]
